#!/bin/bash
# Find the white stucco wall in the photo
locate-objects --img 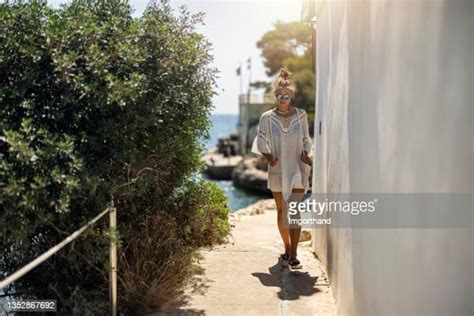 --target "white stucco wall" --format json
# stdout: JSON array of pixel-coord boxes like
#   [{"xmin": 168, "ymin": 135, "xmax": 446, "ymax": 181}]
[{"xmin": 311, "ymin": 0, "xmax": 473, "ymax": 314}]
